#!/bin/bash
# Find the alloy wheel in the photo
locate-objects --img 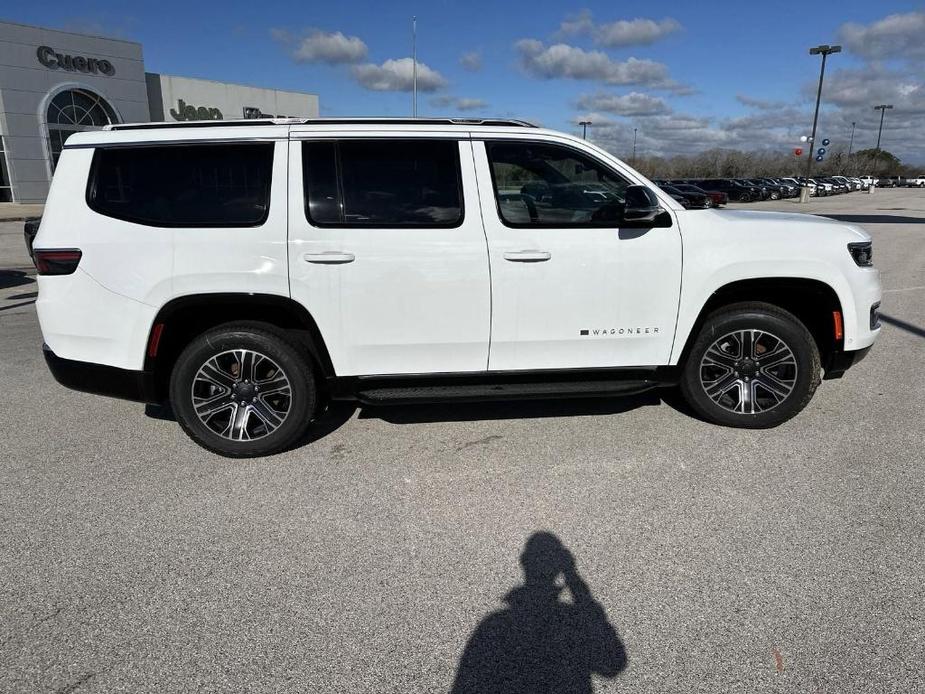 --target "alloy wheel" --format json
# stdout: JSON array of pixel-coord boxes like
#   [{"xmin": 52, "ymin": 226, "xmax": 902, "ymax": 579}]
[
  {"xmin": 699, "ymin": 329, "xmax": 798, "ymax": 414},
  {"xmin": 191, "ymin": 349, "xmax": 292, "ymax": 441}
]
